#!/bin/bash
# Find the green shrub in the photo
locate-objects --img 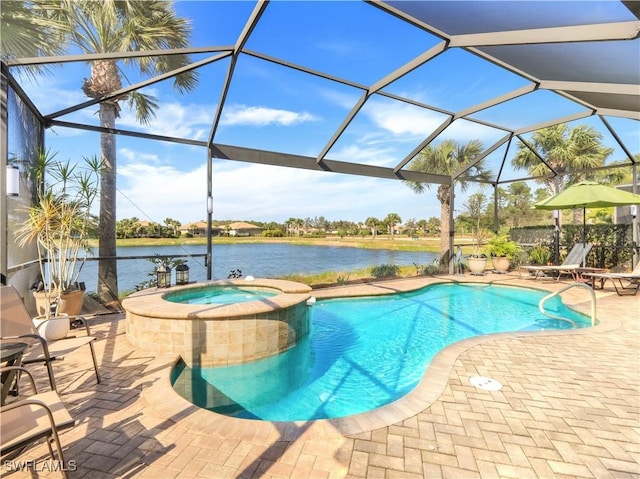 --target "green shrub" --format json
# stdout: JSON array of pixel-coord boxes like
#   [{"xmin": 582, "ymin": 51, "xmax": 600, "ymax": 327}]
[
  {"xmin": 262, "ymin": 229, "xmax": 284, "ymax": 237},
  {"xmin": 413, "ymin": 262, "xmax": 439, "ymax": 276},
  {"xmin": 528, "ymin": 244, "xmax": 551, "ymax": 265},
  {"xmin": 423, "ymin": 264, "xmax": 440, "ymax": 275},
  {"xmin": 370, "ymin": 264, "xmax": 398, "ymax": 279}
]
